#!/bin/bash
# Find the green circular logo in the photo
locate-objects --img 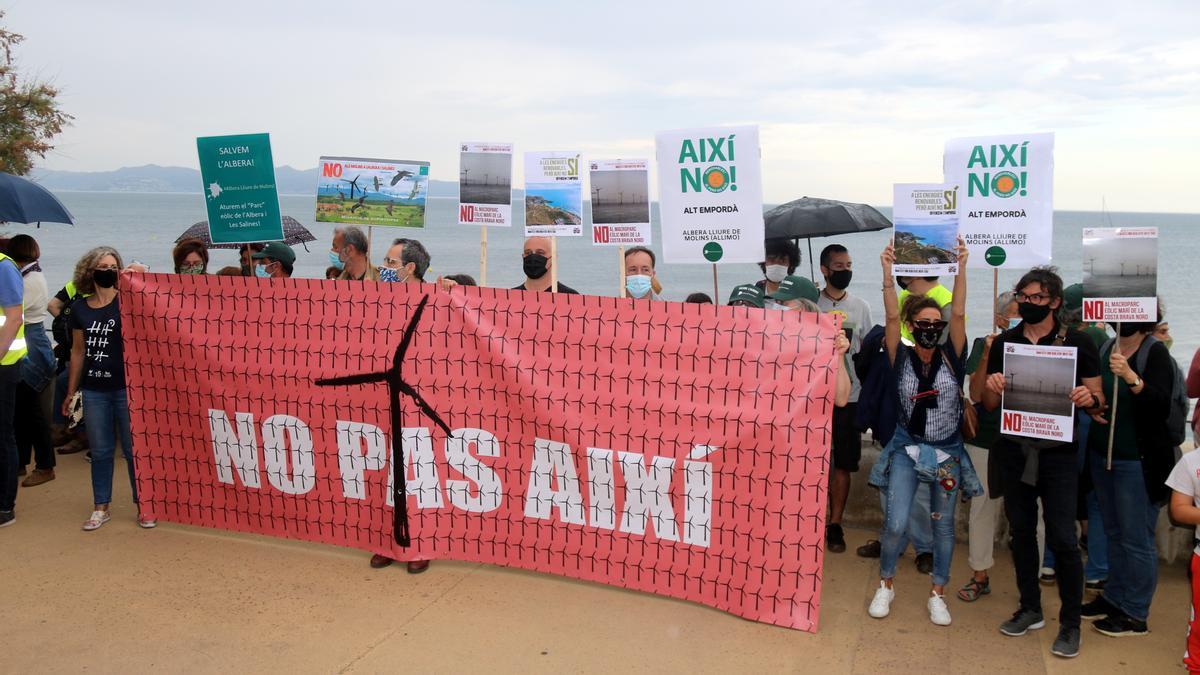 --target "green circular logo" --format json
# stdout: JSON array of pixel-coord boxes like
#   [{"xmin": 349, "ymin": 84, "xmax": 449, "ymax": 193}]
[
  {"xmin": 985, "ymin": 246, "xmax": 1006, "ymax": 267},
  {"xmin": 991, "ymin": 171, "xmax": 1020, "ymax": 198},
  {"xmin": 702, "ymin": 241, "xmax": 724, "ymax": 262},
  {"xmin": 702, "ymin": 166, "xmax": 730, "ymax": 193}
]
